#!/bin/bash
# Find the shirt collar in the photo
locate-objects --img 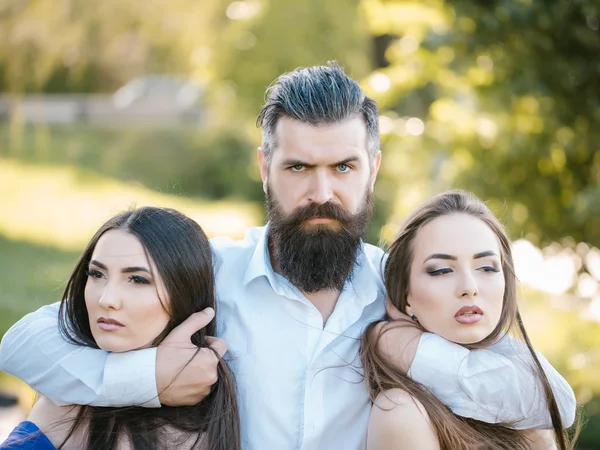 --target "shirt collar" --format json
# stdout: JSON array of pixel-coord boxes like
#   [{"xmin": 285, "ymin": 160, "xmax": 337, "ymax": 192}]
[{"xmin": 243, "ymin": 225, "xmax": 273, "ymax": 286}]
